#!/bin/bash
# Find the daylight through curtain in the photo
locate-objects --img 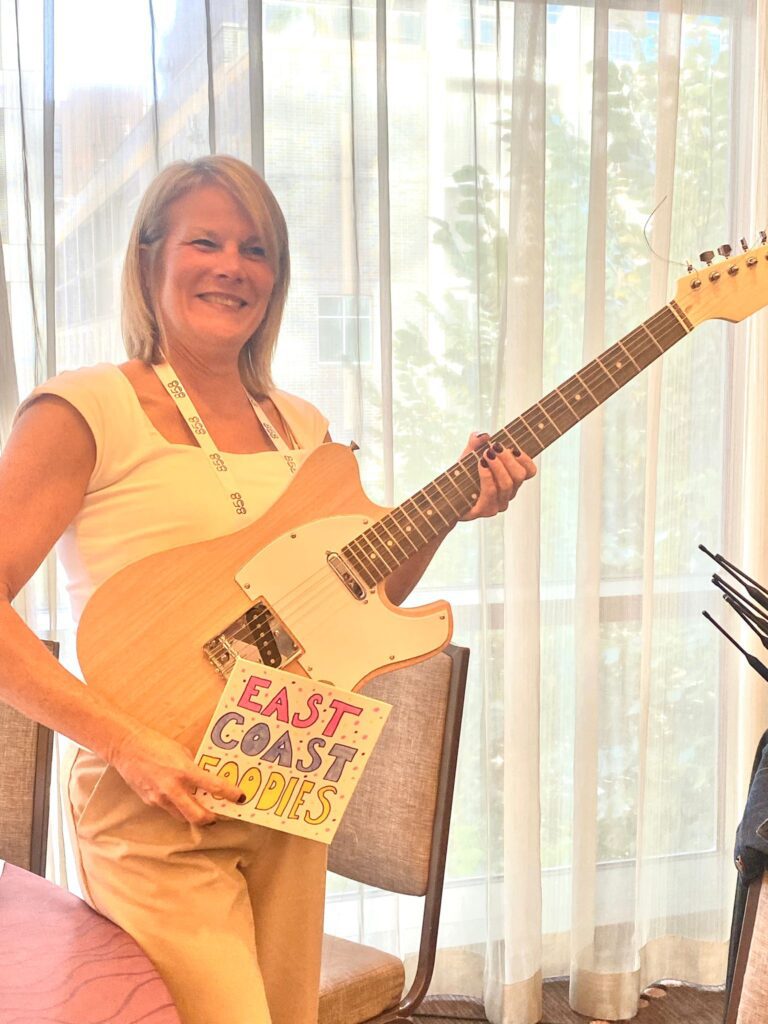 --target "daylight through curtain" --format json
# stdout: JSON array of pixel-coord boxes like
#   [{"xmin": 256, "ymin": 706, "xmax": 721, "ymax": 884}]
[{"xmin": 0, "ymin": 2, "xmax": 766, "ymax": 1021}]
